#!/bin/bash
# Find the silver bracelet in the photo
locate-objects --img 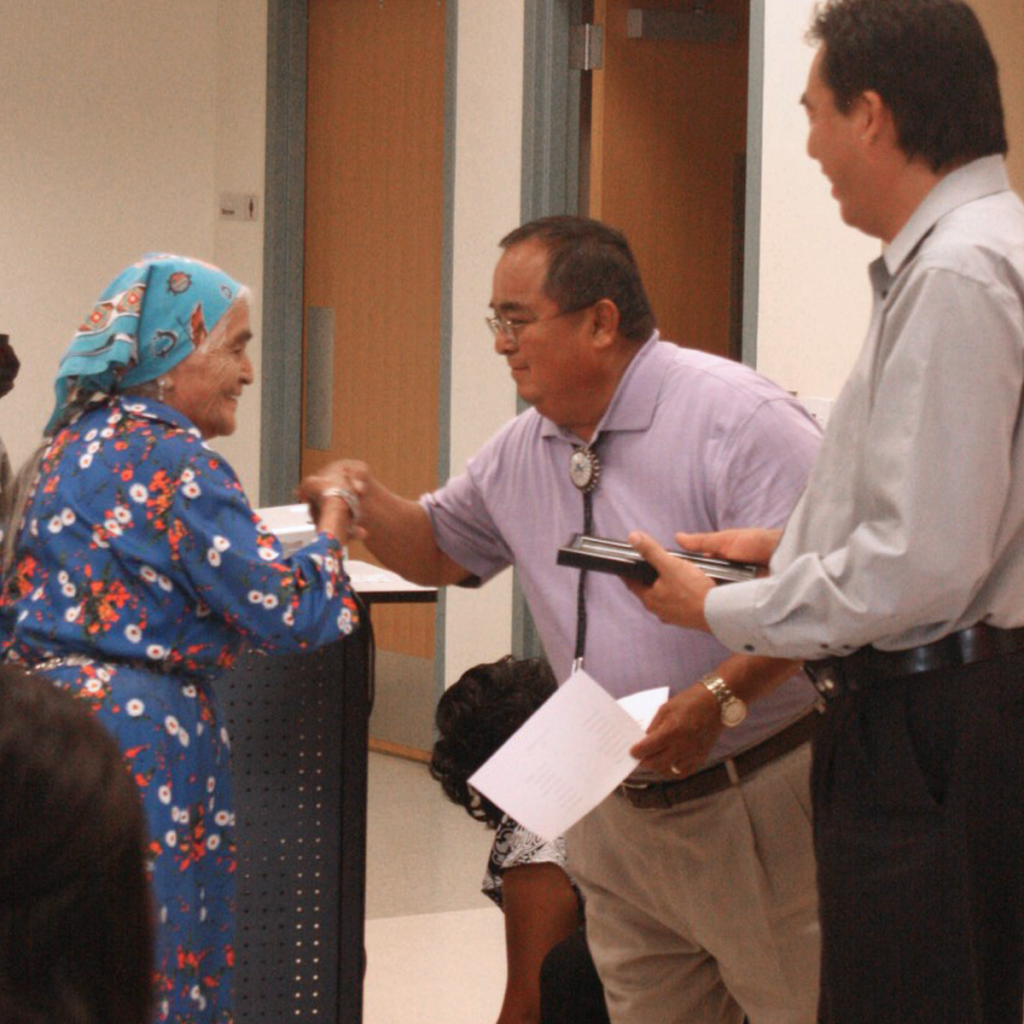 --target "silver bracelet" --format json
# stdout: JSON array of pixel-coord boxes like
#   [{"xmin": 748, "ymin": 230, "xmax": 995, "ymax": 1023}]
[{"xmin": 321, "ymin": 485, "xmax": 361, "ymax": 523}]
